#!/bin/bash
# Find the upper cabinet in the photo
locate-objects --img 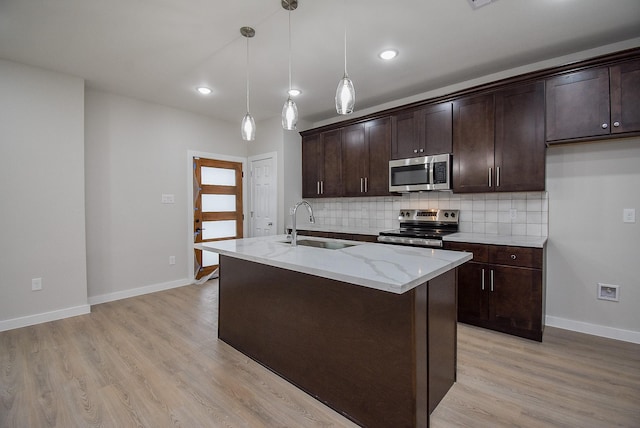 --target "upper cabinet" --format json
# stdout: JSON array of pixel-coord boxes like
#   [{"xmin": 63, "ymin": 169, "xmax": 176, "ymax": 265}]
[
  {"xmin": 391, "ymin": 102, "xmax": 452, "ymax": 159},
  {"xmin": 342, "ymin": 117, "xmax": 392, "ymax": 197},
  {"xmin": 302, "ymin": 129, "xmax": 342, "ymax": 198},
  {"xmin": 453, "ymin": 81, "xmax": 545, "ymax": 193},
  {"xmin": 302, "ymin": 117, "xmax": 391, "ymax": 198},
  {"xmin": 301, "ymin": 48, "xmax": 640, "ymax": 198},
  {"xmin": 546, "ymin": 59, "xmax": 640, "ymax": 143}
]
